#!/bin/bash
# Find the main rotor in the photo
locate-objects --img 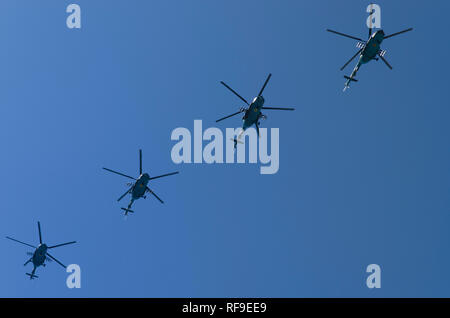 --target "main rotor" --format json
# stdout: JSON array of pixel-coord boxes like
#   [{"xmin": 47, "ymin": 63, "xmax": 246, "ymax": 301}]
[
  {"xmin": 326, "ymin": 26, "xmax": 412, "ymax": 72},
  {"xmin": 6, "ymin": 221, "xmax": 77, "ymax": 270},
  {"xmin": 216, "ymin": 74, "xmax": 294, "ymax": 123}
]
